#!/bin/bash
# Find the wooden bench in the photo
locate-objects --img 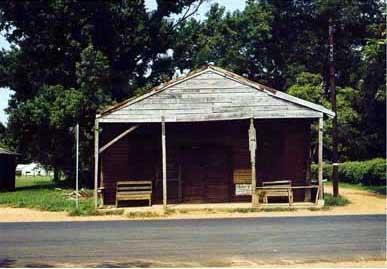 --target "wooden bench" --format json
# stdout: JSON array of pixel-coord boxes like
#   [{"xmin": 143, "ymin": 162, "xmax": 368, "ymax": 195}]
[
  {"xmin": 116, "ymin": 181, "xmax": 152, "ymax": 207},
  {"xmin": 260, "ymin": 180, "xmax": 293, "ymax": 205}
]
